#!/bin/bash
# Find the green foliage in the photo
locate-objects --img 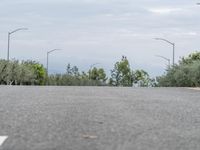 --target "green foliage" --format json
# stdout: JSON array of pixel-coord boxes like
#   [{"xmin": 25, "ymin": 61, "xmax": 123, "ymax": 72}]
[
  {"xmin": 66, "ymin": 63, "xmax": 80, "ymax": 77},
  {"xmin": 0, "ymin": 59, "xmax": 46, "ymax": 85},
  {"xmin": 47, "ymin": 64, "xmax": 107, "ymax": 86},
  {"xmin": 89, "ymin": 67, "xmax": 107, "ymax": 83},
  {"xmin": 132, "ymin": 70, "xmax": 155, "ymax": 87},
  {"xmin": 180, "ymin": 51, "xmax": 200, "ymax": 65},
  {"xmin": 109, "ymin": 56, "xmax": 133, "ymax": 87},
  {"xmin": 157, "ymin": 52, "xmax": 200, "ymax": 87},
  {"xmin": 109, "ymin": 56, "xmax": 155, "ymax": 87},
  {"xmin": 22, "ymin": 60, "xmax": 46, "ymax": 85},
  {"xmin": 0, "ymin": 57, "xmax": 154, "ymax": 87},
  {"xmin": 0, "ymin": 60, "xmax": 8, "ymax": 84}
]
